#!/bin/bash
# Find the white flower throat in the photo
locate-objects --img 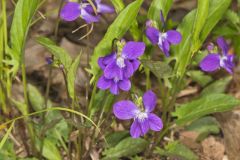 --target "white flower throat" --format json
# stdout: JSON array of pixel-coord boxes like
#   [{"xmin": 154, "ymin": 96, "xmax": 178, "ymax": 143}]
[
  {"xmin": 220, "ymin": 56, "xmax": 227, "ymax": 67},
  {"xmin": 158, "ymin": 33, "xmax": 167, "ymax": 46},
  {"xmin": 135, "ymin": 110, "xmax": 148, "ymax": 122},
  {"xmin": 116, "ymin": 56, "xmax": 125, "ymax": 68}
]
